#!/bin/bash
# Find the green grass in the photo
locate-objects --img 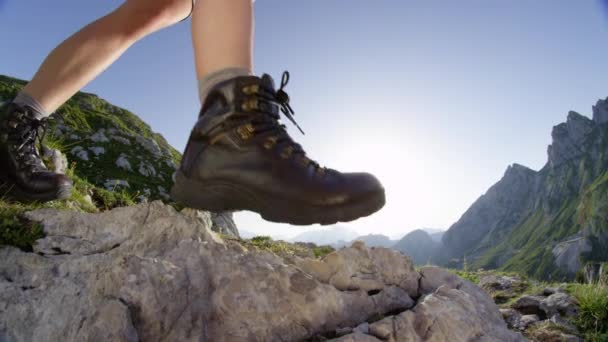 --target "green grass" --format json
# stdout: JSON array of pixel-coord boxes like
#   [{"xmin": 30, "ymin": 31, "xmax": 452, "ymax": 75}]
[
  {"xmin": 570, "ymin": 283, "xmax": 608, "ymax": 342},
  {"xmin": 240, "ymin": 236, "xmax": 334, "ymax": 259}
]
